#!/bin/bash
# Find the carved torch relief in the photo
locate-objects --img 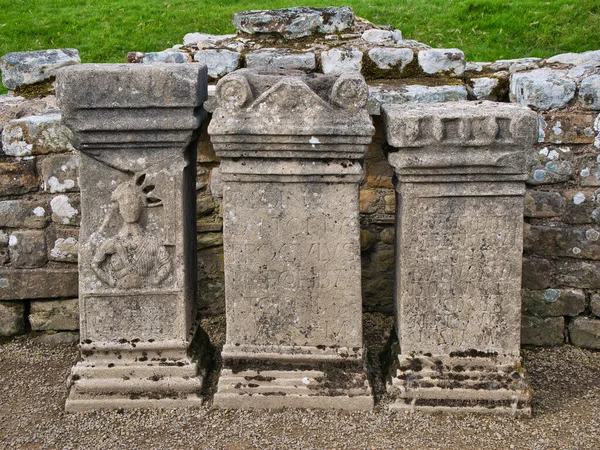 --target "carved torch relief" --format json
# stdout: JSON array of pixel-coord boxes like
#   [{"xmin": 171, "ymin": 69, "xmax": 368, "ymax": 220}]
[{"xmin": 91, "ymin": 166, "xmax": 176, "ymax": 291}]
